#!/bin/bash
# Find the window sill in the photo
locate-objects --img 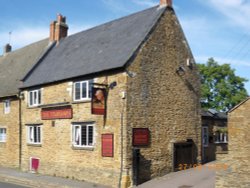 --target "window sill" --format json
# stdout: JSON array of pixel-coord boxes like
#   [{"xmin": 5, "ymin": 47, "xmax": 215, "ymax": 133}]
[
  {"xmin": 39, "ymin": 102, "xmax": 70, "ymax": 108},
  {"xmin": 216, "ymin": 151, "xmax": 228, "ymax": 154},
  {"xmin": 27, "ymin": 105, "xmax": 42, "ymax": 109},
  {"xmin": 0, "ymin": 141, "xmax": 6, "ymax": 144},
  {"xmin": 71, "ymin": 146, "xmax": 94, "ymax": 151},
  {"xmin": 215, "ymin": 142, "xmax": 228, "ymax": 144},
  {"xmin": 71, "ymin": 99, "xmax": 91, "ymax": 104},
  {"xmin": 27, "ymin": 143, "xmax": 42, "ymax": 147}
]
